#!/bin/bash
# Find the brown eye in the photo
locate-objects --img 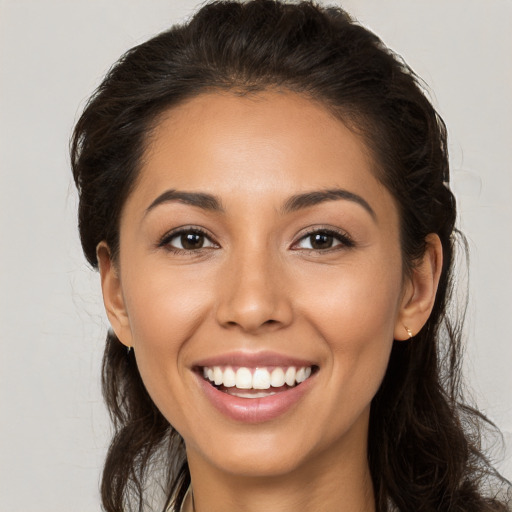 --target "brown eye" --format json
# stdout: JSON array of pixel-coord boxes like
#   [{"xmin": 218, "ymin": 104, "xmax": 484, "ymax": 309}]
[
  {"xmin": 309, "ymin": 233, "xmax": 334, "ymax": 250},
  {"xmin": 180, "ymin": 232, "xmax": 205, "ymax": 250},
  {"xmin": 163, "ymin": 229, "xmax": 216, "ymax": 251},
  {"xmin": 294, "ymin": 229, "xmax": 353, "ymax": 251}
]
